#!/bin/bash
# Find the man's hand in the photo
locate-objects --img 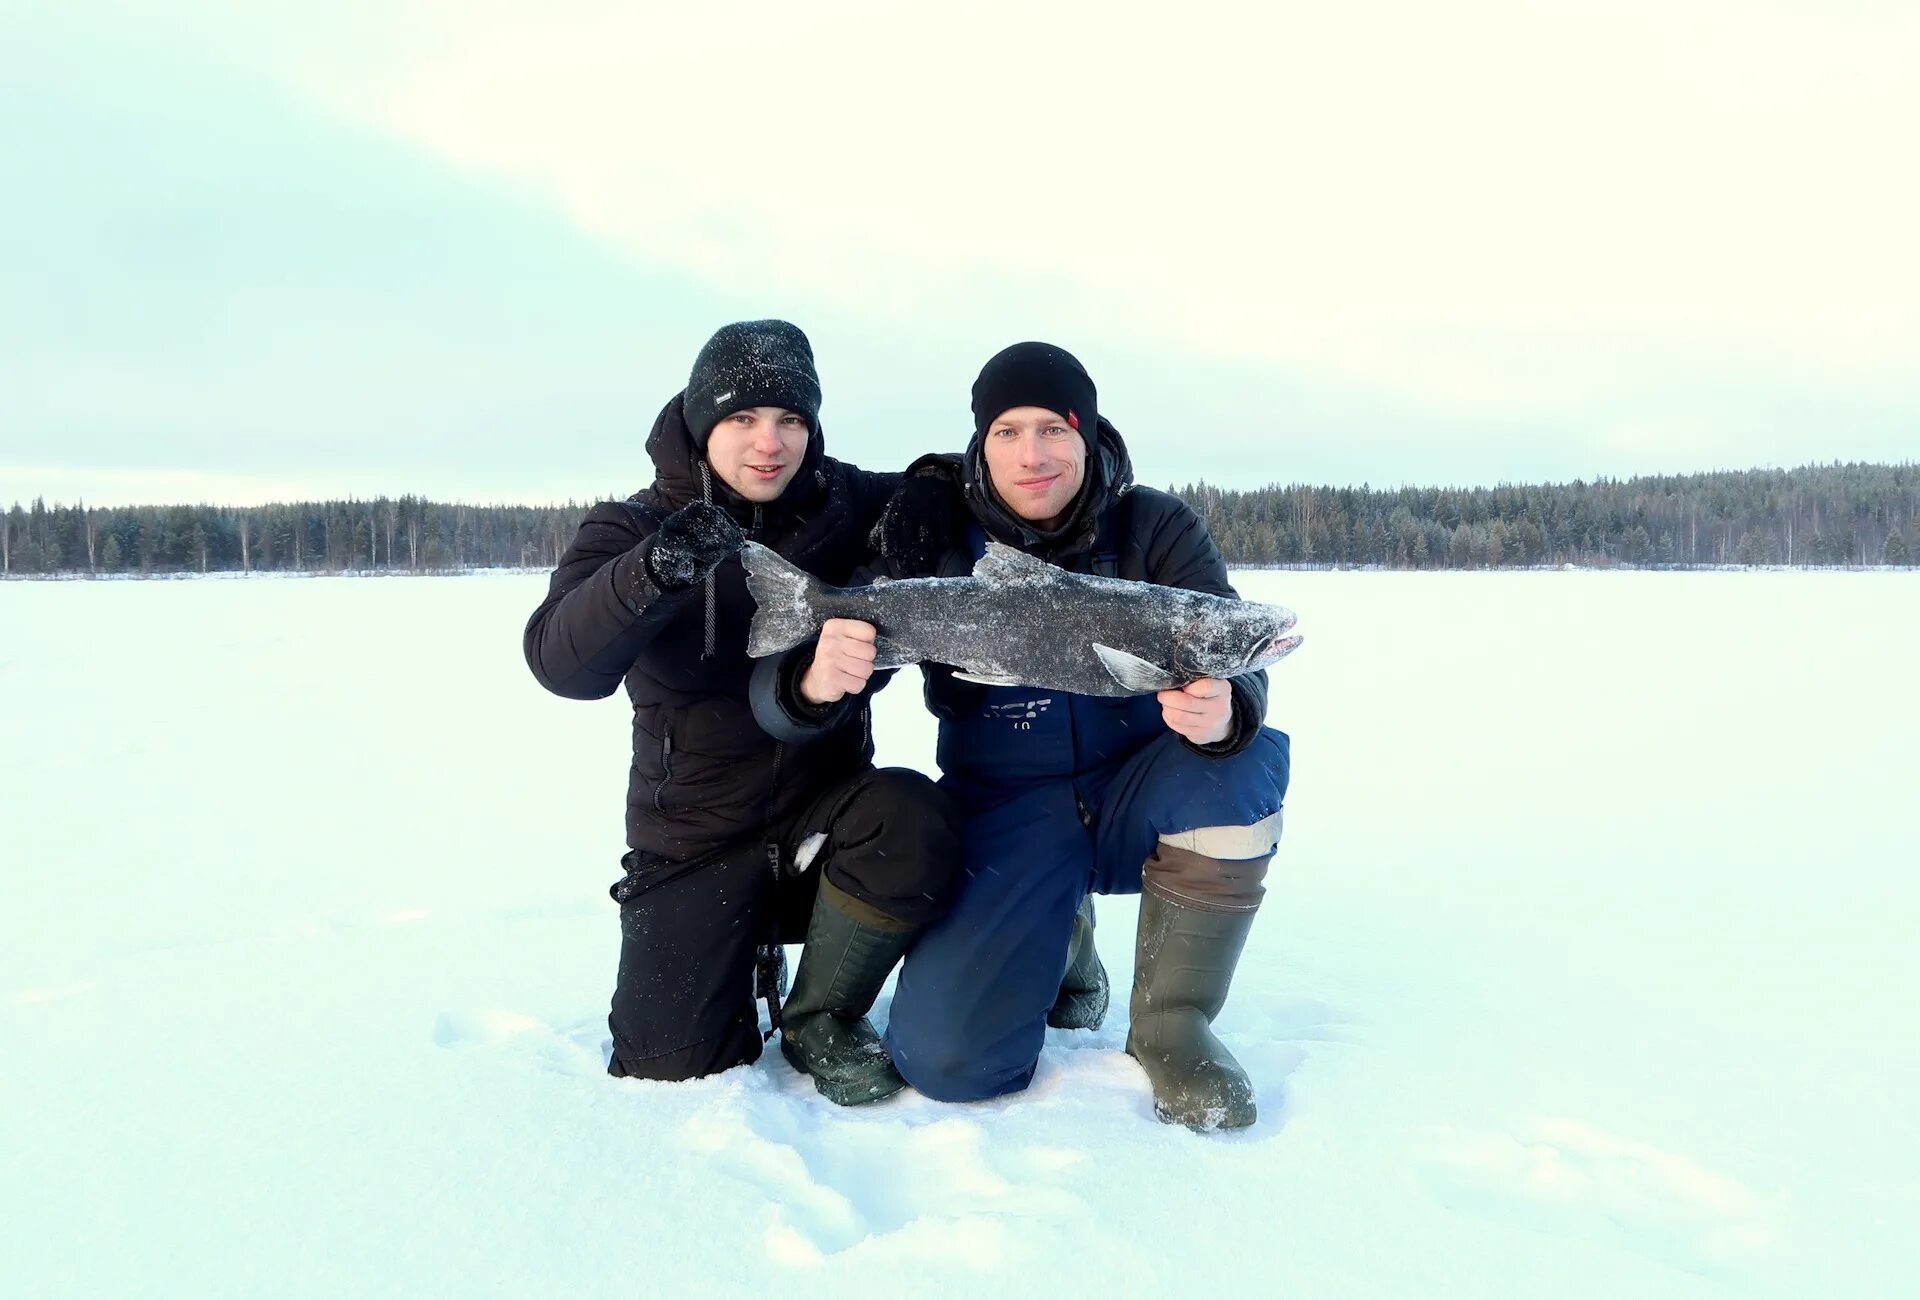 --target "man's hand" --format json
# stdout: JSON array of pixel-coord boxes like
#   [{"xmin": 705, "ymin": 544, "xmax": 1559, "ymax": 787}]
[
  {"xmin": 799, "ymin": 619, "xmax": 878, "ymax": 705},
  {"xmin": 1157, "ymin": 677, "xmax": 1233, "ymax": 747},
  {"xmin": 646, "ymin": 502, "xmax": 745, "ymax": 591}
]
